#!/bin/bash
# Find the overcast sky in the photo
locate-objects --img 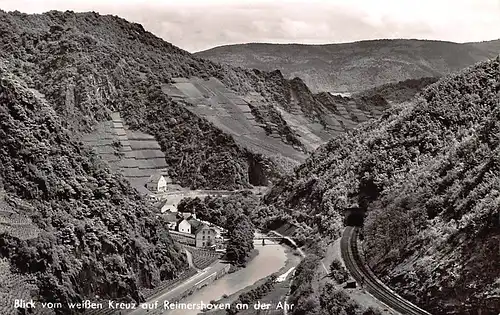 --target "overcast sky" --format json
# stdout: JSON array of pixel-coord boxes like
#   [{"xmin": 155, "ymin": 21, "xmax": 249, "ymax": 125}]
[{"xmin": 1, "ymin": 0, "xmax": 499, "ymax": 52}]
